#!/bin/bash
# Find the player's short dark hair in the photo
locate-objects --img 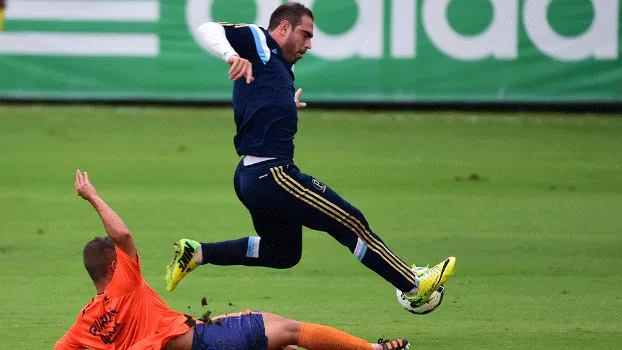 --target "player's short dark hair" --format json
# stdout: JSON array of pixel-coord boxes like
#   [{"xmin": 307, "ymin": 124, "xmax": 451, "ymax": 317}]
[
  {"xmin": 83, "ymin": 236, "xmax": 117, "ymax": 283},
  {"xmin": 268, "ymin": 2, "xmax": 314, "ymax": 31}
]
